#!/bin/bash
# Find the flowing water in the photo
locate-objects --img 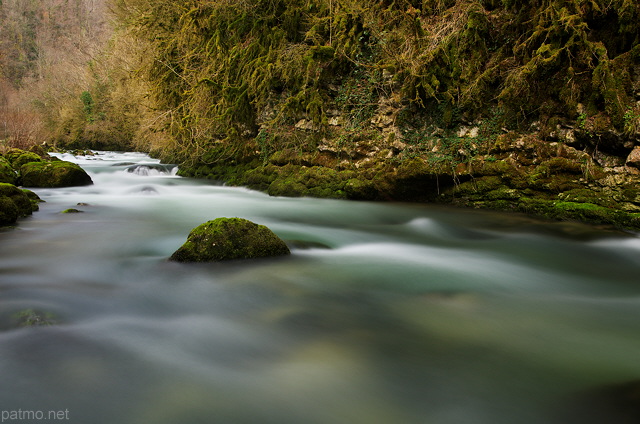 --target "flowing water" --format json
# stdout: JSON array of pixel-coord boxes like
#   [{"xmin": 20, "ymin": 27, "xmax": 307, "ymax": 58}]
[{"xmin": 2, "ymin": 151, "xmax": 640, "ymax": 424}]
